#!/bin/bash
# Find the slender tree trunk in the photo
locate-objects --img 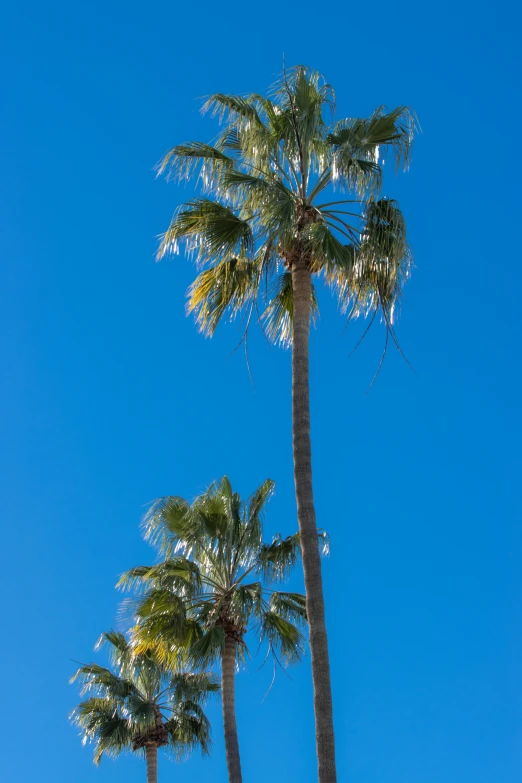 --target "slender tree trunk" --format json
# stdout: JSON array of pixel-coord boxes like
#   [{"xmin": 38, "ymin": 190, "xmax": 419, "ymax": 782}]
[
  {"xmin": 291, "ymin": 258, "xmax": 337, "ymax": 783},
  {"xmin": 221, "ymin": 634, "xmax": 242, "ymax": 783},
  {"xmin": 145, "ymin": 743, "xmax": 158, "ymax": 783}
]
